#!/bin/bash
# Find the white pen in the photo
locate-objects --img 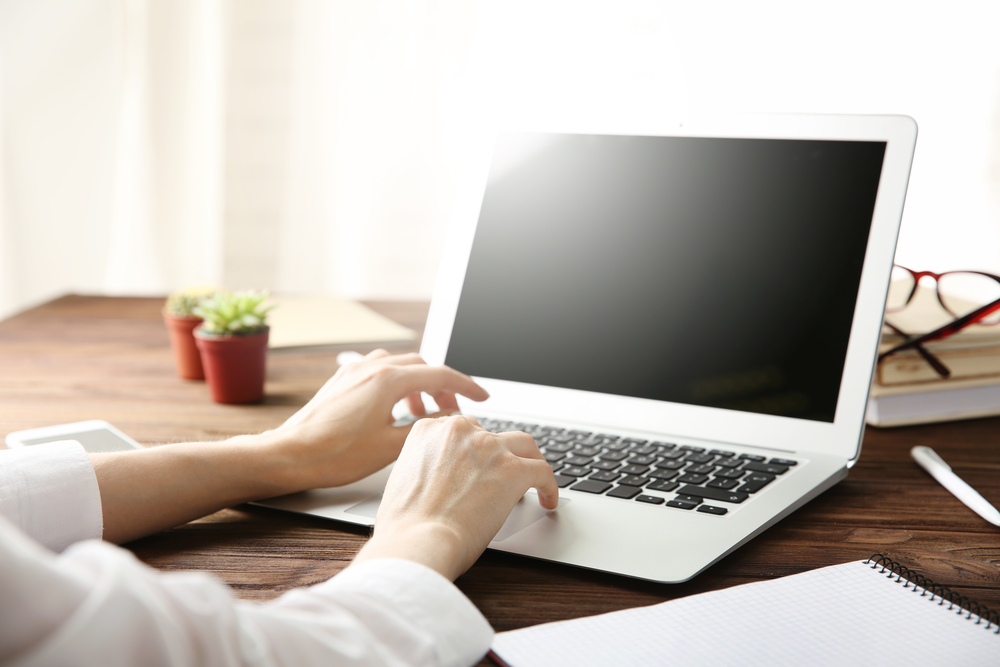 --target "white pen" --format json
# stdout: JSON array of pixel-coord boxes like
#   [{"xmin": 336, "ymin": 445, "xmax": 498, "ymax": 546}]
[{"xmin": 911, "ymin": 446, "xmax": 1000, "ymax": 527}]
